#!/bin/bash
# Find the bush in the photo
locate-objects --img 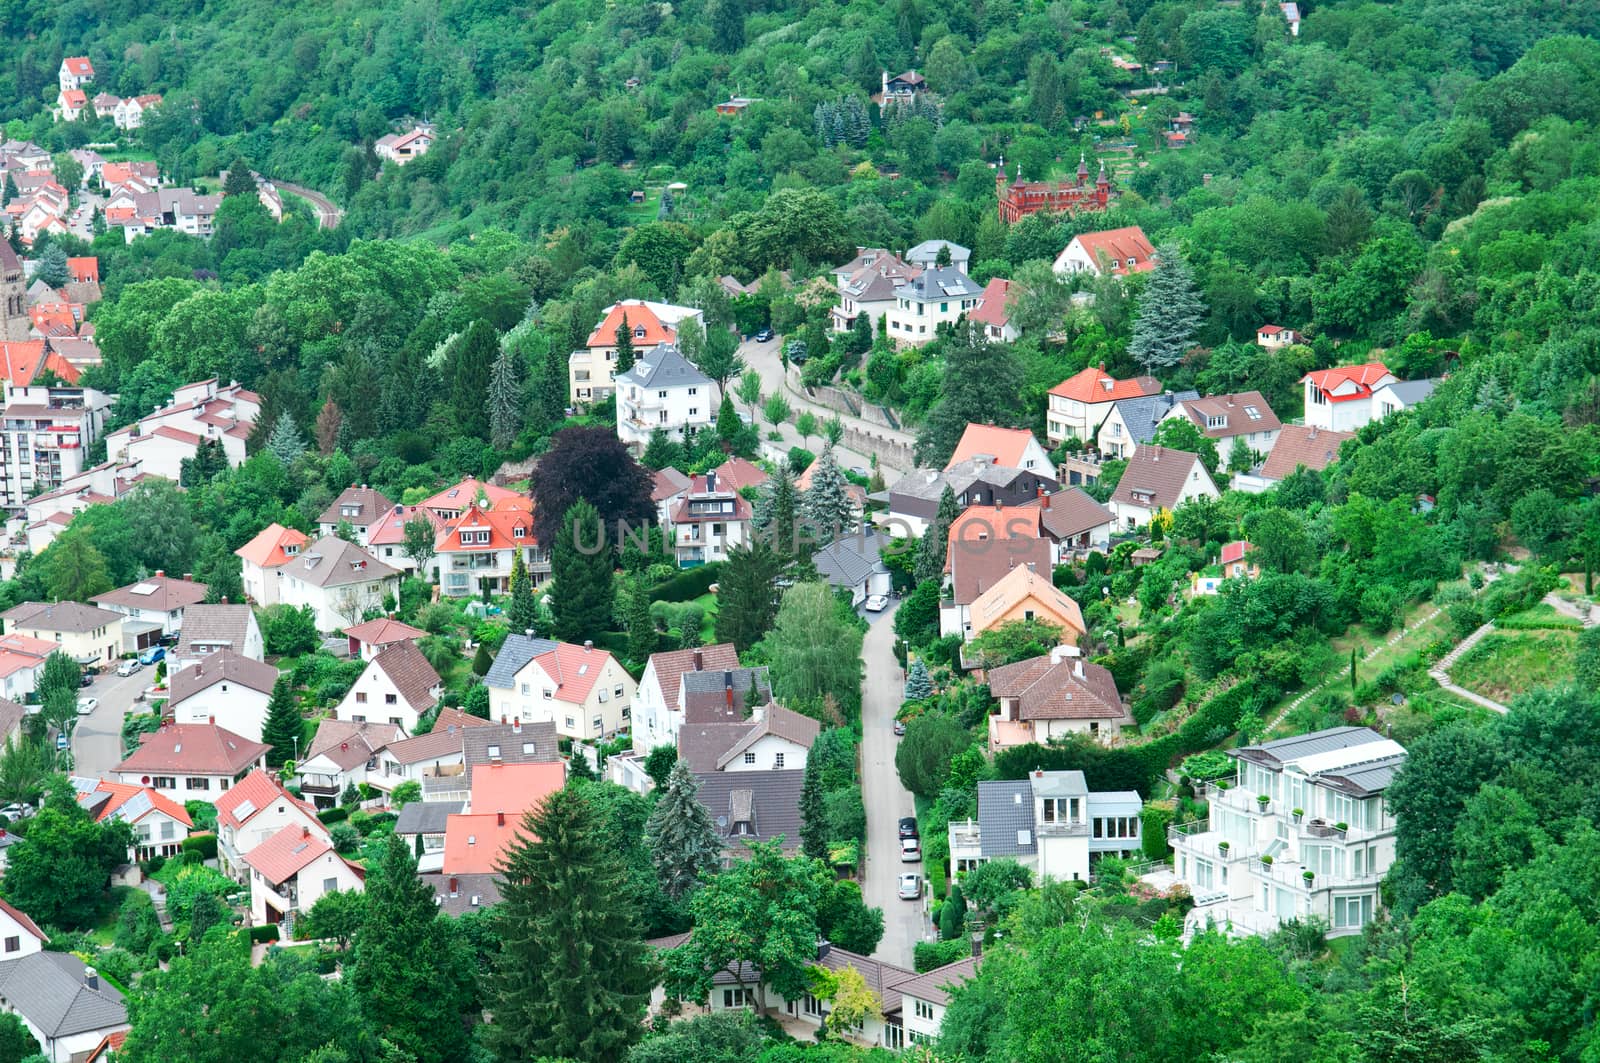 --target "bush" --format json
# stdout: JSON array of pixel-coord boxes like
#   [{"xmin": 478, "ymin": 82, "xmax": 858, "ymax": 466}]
[
  {"xmin": 913, "ymin": 938, "xmax": 969, "ymax": 972},
  {"xmin": 329, "ymin": 823, "xmax": 361, "ymax": 854},
  {"xmin": 181, "ymin": 833, "xmax": 218, "ymax": 861},
  {"xmin": 823, "ymin": 786, "xmax": 866, "ymax": 845},
  {"xmin": 647, "ymin": 563, "xmax": 724, "ymax": 603},
  {"xmin": 249, "ymin": 924, "xmax": 282, "ymax": 944},
  {"xmin": 1140, "ymin": 805, "xmax": 1174, "ymax": 861},
  {"xmin": 318, "ymin": 806, "xmax": 349, "ymax": 824}
]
